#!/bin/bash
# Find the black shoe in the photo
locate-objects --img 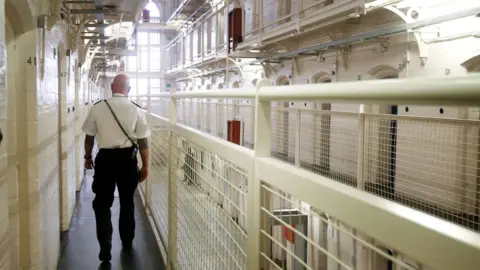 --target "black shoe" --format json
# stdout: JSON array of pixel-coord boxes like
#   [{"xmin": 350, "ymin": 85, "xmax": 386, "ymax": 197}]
[
  {"xmin": 99, "ymin": 249, "xmax": 111, "ymax": 262},
  {"xmin": 122, "ymin": 241, "xmax": 133, "ymax": 251}
]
